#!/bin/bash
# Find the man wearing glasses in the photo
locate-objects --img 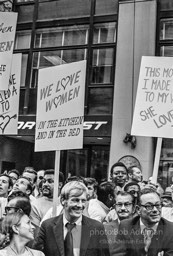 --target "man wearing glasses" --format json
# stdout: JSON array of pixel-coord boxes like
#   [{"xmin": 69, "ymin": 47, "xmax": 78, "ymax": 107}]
[
  {"xmin": 112, "ymin": 188, "xmax": 173, "ymax": 256},
  {"xmin": 105, "ymin": 191, "xmax": 135, "ymax": 255}
]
